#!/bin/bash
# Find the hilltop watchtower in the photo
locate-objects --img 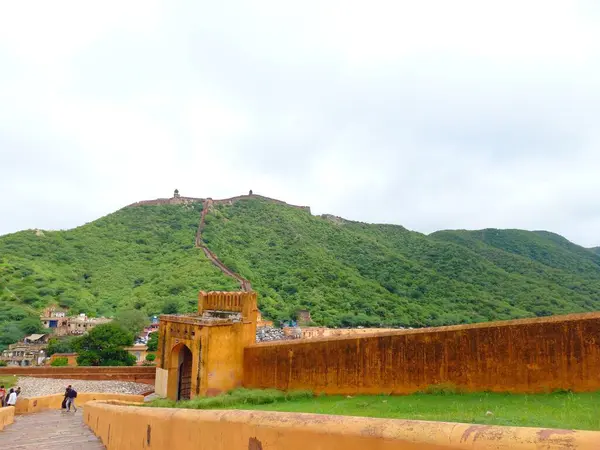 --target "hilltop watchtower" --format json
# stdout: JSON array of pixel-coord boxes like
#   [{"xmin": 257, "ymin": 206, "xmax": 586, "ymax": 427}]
[{"xmin": 155, "ymin": 291, "xmax": 258, "ymax": 400}]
